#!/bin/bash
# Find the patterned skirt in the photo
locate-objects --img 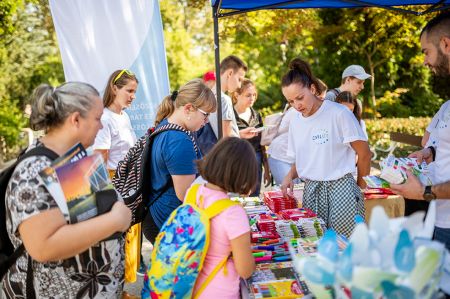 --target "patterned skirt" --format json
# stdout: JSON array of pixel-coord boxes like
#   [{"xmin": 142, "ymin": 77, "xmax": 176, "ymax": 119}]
[{"xmin": 303, "ymin": 173, "xmax": 364, "ymax": 238}]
